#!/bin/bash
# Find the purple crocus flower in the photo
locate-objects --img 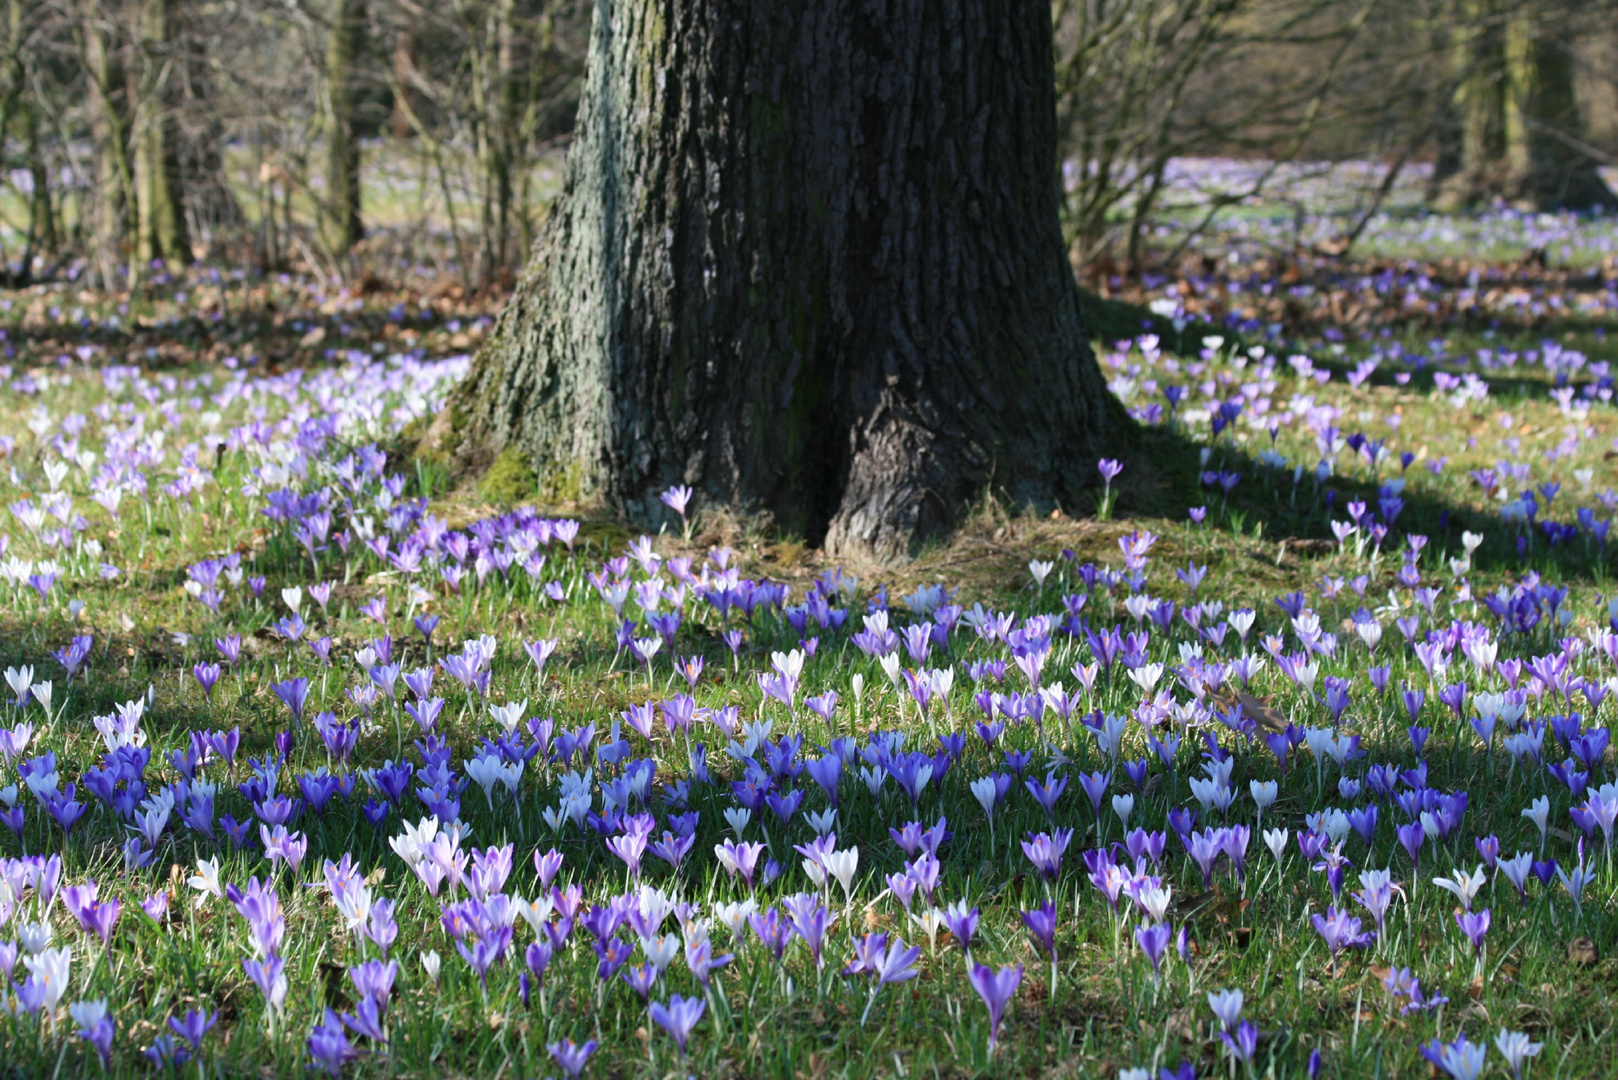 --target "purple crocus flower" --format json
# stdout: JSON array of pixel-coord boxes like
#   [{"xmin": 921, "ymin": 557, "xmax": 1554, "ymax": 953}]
[
  {"xmin": 1023, "ymin": 901, "xmax": 1057, "ymax": 960},
  {"xmin": 271, "ymin": 677, "xmax": 310, "ymax": 728},
  {"xmin": 1396, "ymin": 821, "xmax": 1425, "ymax": 869},
  {"xmin": 1438, "ymin": 682, "xmax": 1468, "ymax": 719},
  {"xmin": 71, "ymin": 1001, "xmax": 115, "ymax": 1066},
  {"xmin": 1456, "ymin": 908, "xmax": 1491, "ymax": 955},
  {"xmin": 349, "ymin": 959, "xmax": 397, "ymax": 1012},
  {"xmin": 460, "ymin": 925, "xmax": 517, "ymax": 990},
  {"xmin": 45, "ymin": 786, "xmax": 87, "ymax": 834},
  {"xmin": 1420, "ymin": 1035, "xmax": 1488, "ymax": 1080},
  {"xmin": 782, "ymin": 892, "xmax": 832, "ymax": 969},
  {"xmin": 649, "ymin": 993, "xmax": 706, "ymax": 1058},
  {"xmin": 714, "ymin": 839, "xmax": 766, "ymax": 888},
  {"xmin": 943, "ymin": 903, "xmax": 980, "ymax": 953},
  {"xmin": 1220, "ymin": 1019, "xmax": 1259, "ymax": 1064},
  {"xmin": 414, "ymin": 614, "xmax": 440, "ymax": 645},
  {"xmin": 193, "ymin": 662, "xmax": 222, "ymax": 699},
  {"xmin": 140, "ymin": 892, "xmax": 170, "ymax": 924},
  {"xmin": 243, "ymin": 954, "xmax": 288, "ymax": 1009},
  {"xmin": 748, "ymin": 906, "xmax": 794, "ymax": 962},
  {"xmin": 1311, "ymin": 906, "xmax": 1374, "ymax": 972},
  {"xmin": 1402, "ymin": 685, "xmax": 1425, "ymax": 724},
  {"xmin": 1024, "ymin": 771, "xmax": 1069, "ymax": 822},
  {"xmin": 1186, "ymin": 828, "xmax": 1224, "ymax": 888},
  {"xmin": 1020, "ymin": 828, "xmax": 1073, "ymax": 881},
  {"xmin": 683, "ymin": 937, "xmax": 732, "ymax": 986},
  {"xmin": 845, "ymin": 934, "xmax": 920, "ymax": 1024},
  {"xmin": 605, "ymin": 827, "xmax": 651, "ymax": 878},
  {"xmin": 1022, "ymin": 899, "xmax": 1060, "ymax": 998},
  {"xmin": 307, "ymin": 1009, "xmax": 357, "ymax": 1076},
  {"xmin": 547, "ymin": 1038, "xmax": 599, "ymax": 1078},
  {"xmin": 62, "ymin": 881, "xmax": 121, "ymax": 944},
  {"xmin": 167, "ymin": 1008, "xmax": 216, "ymax": 1053},
  {"xmin": 1135, "ymin": 921, "xmax": 1173, "ymax": 979},
  {"xmin": 620, "ymin": 962, "xmax": 658, "ymax": 1001},
  {"xmin": 1077, "ymin": 769, "xmax": 1111, "ymax": 816},
  {"xmin": 967, "ymin": 962, "xmax": 1023, "ymax": 1053},
  {"xmin": 340, "ymin": 997, "xmax": 386, "ymax": 1043}
]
